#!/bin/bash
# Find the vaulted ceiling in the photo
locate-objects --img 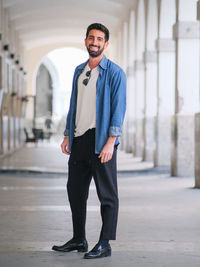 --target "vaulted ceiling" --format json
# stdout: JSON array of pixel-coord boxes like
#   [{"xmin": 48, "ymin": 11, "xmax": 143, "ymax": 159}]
[{"xmin": 3, "ymin": 0, "xmax": 136, "ymax": 50}]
